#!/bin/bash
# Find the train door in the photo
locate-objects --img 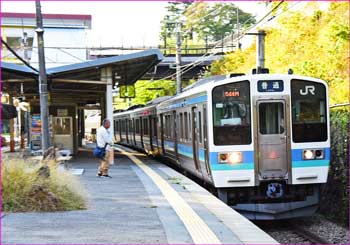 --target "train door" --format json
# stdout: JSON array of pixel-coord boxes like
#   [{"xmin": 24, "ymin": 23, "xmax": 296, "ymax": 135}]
[
  {"xmin": 132, "ymin": 118, "xmax": 136, "ymax": 145},
  {"xmin": 173, "ymin": 111, "xmax": 179, "ymax": 161},
  {"xmin": 140, "ymin": 118, "xmax": 144, "ymax": 148},
  {"xmin": 160, "ymin": 114, "xmax": 165, "ymax": 154},
  {"xmin": 202, "ymin": 104, "xmax": 211, "ymax": 178},
  {"xmin": 148, "ymin": 116, "xmax": 153, "ymax": 152},
  {"xmin": 257, "ymin": 100, "xmax": 288, "ymax": 180},
  {"xmin": 125, "ymin": 118, "xmax": 129, "ymax": 144},
  {"xmin": 191, "ymin": 107, "xmax": 201, "ymax": 172}
]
